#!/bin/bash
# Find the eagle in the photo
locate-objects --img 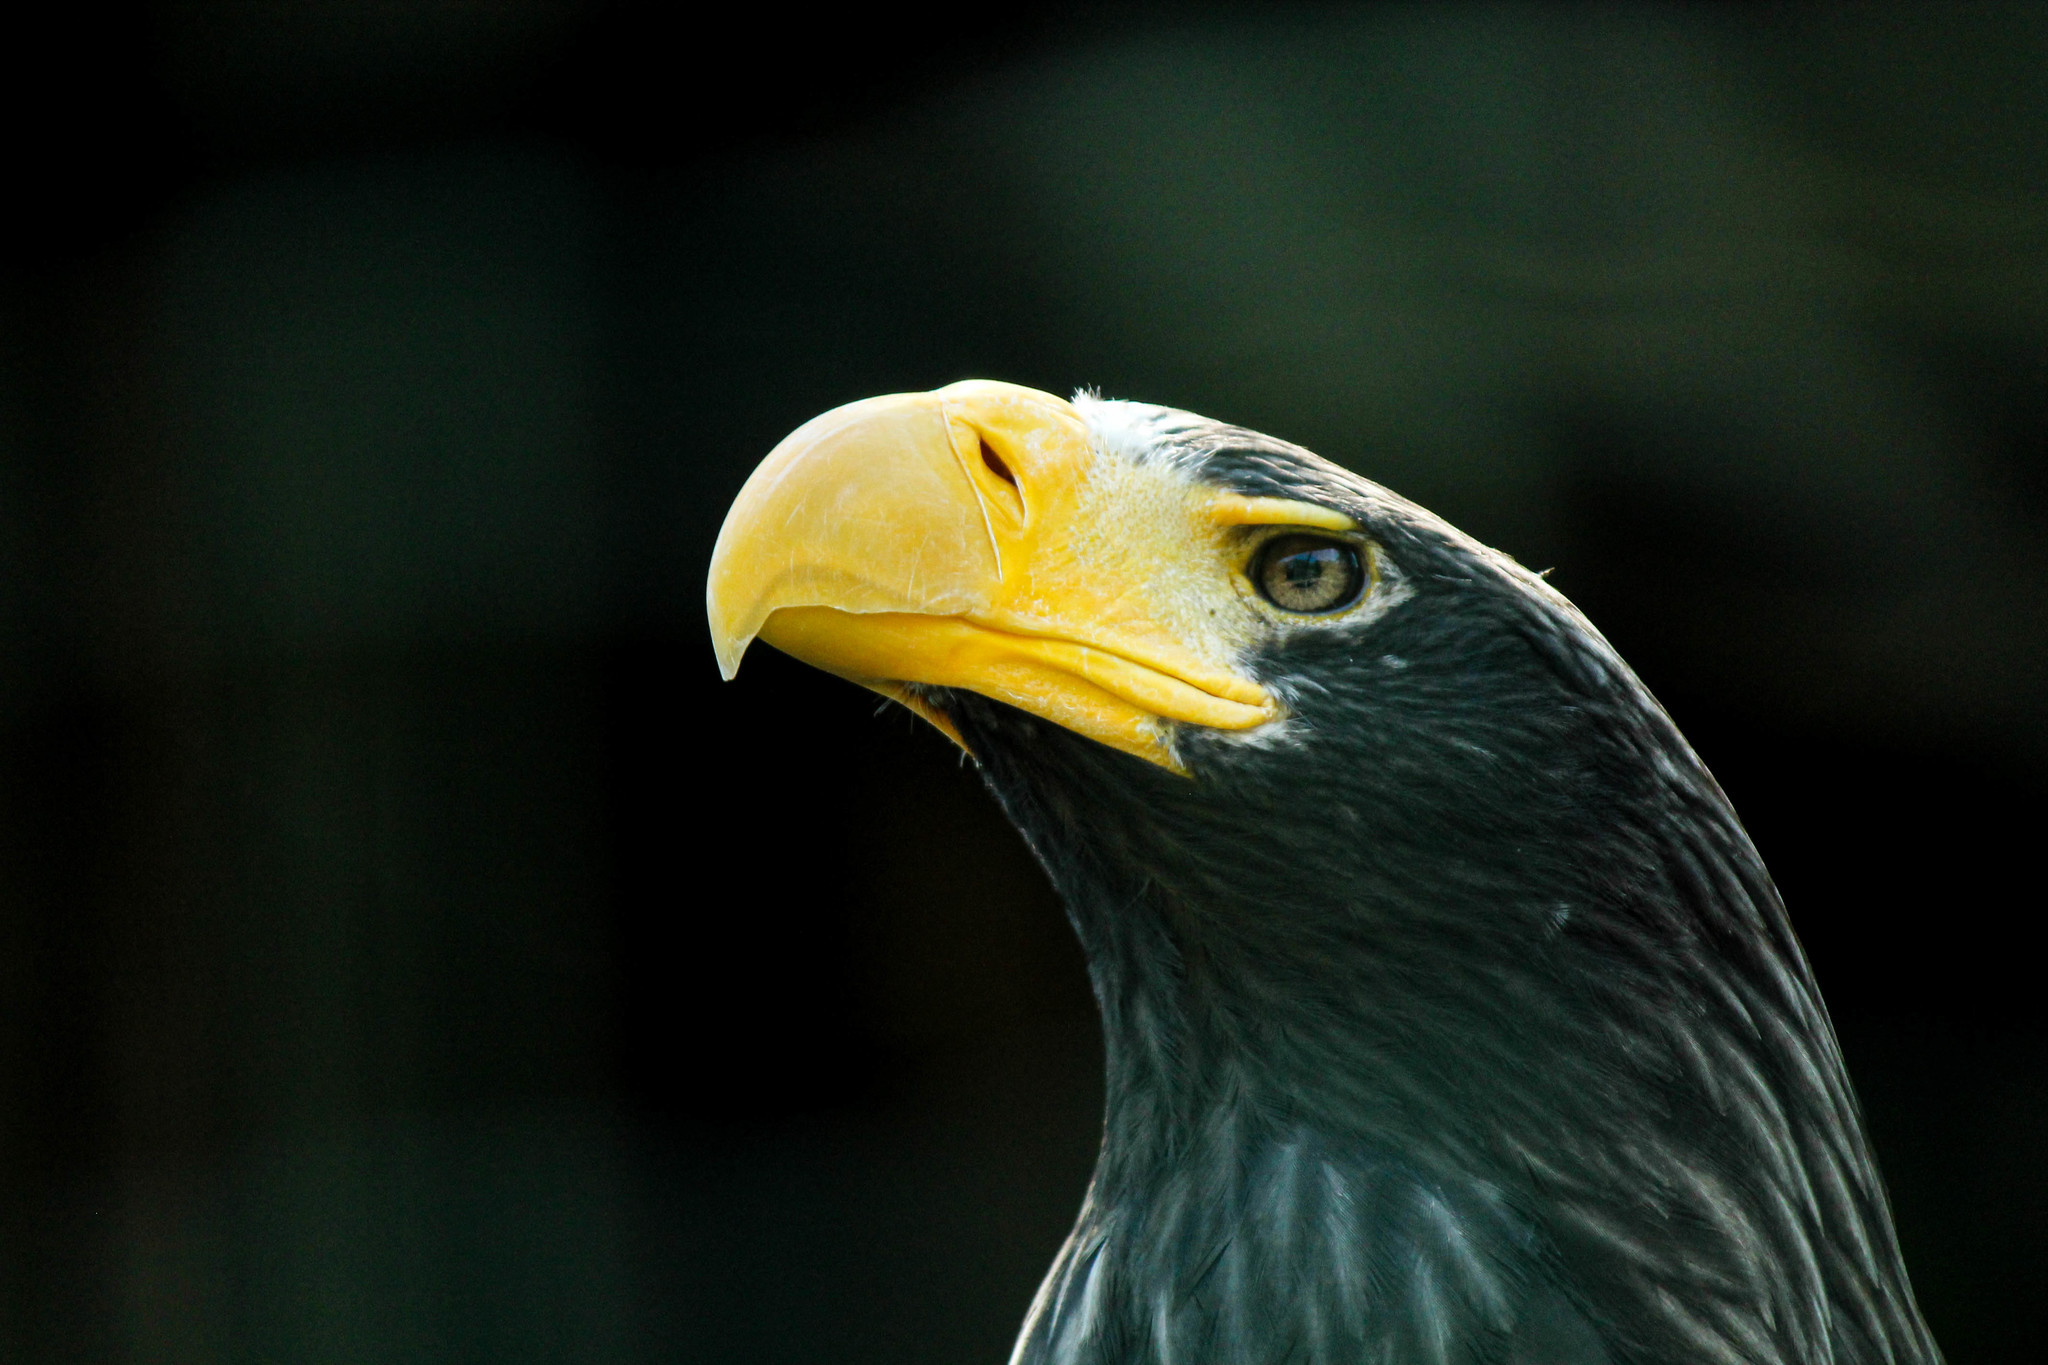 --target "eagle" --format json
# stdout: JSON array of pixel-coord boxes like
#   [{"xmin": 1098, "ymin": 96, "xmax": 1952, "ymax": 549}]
[{"xmin": 705, "ymin": 381, "xmax": 1942, "ymax": 1365}]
